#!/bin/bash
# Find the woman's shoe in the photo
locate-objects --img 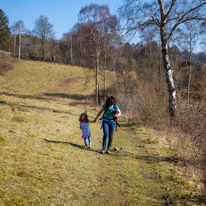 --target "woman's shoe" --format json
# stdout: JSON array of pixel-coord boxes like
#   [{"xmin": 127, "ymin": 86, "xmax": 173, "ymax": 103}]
[
  {"xmin": 106, "ymin": 147, "xmax": 111, "ymax": 154},
  {"xmin": 101, "ymin": 147, "xmax": 106, "ymax": 154}
]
